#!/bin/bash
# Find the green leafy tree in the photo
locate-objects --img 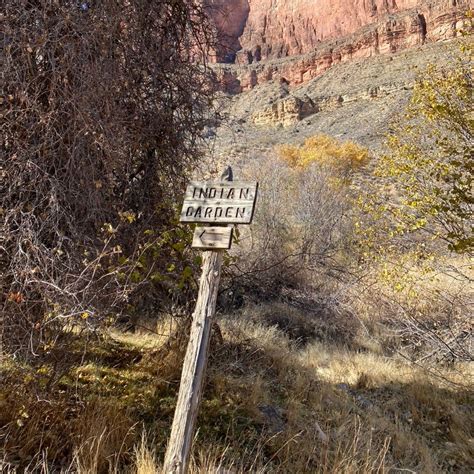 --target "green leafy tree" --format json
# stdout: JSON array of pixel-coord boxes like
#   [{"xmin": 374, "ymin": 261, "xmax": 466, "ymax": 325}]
[{"xmin": 374, "ymin": 42, "xmax": 473, "ymax": 253}]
